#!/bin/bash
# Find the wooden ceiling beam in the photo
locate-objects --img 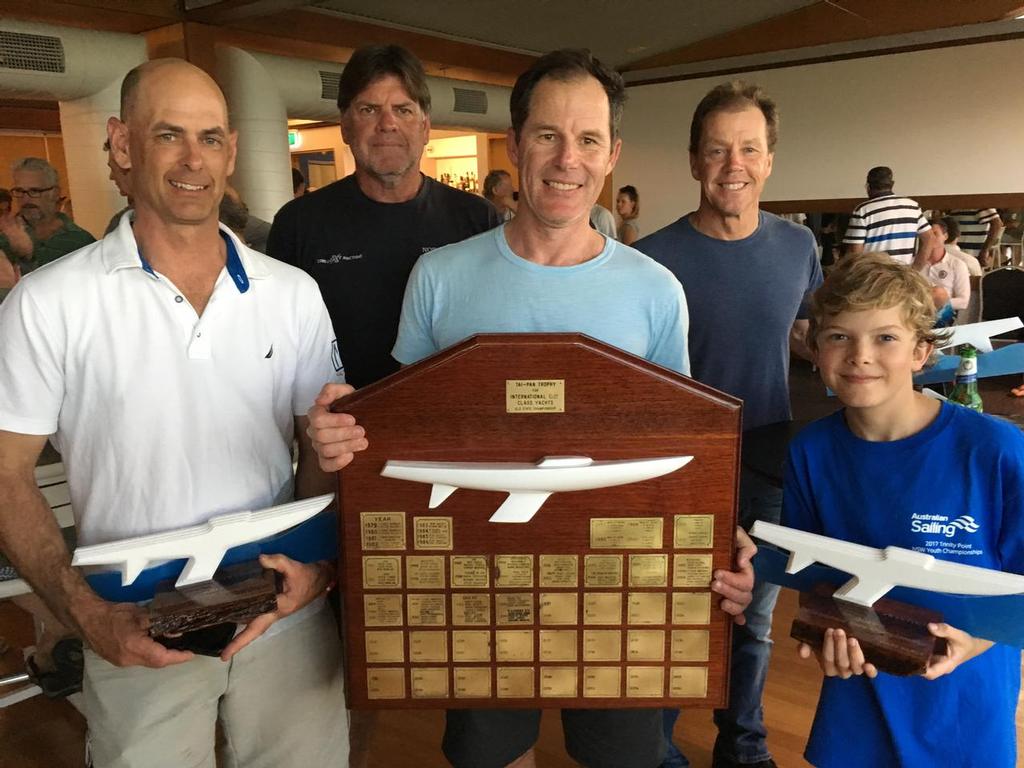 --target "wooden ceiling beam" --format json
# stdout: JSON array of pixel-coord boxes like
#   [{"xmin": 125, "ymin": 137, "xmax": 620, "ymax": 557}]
[
  {"xmin": 184, "ymin": 0, "xmax": 313, "ymax": 25},
  {"xmin": 0, "ymin": 0, "xmax": 179, "ymax": 34}
]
